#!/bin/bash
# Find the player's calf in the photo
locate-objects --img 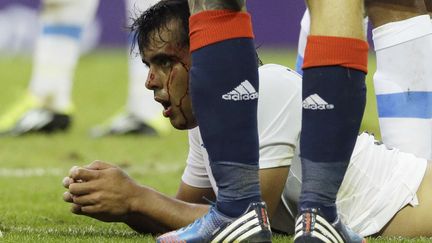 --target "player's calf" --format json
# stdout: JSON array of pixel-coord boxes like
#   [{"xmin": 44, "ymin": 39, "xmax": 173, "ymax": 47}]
[
  {"xmin": 297, "ymin": 1, "xmax": 368, "ymax": 242},
  {"xmin": 367, "ymin": 0, "xmax": 432, "ymax": 158},
  {"xmin": 188, "ymin": 5, "xmax": 262, "ymax": 218}
]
